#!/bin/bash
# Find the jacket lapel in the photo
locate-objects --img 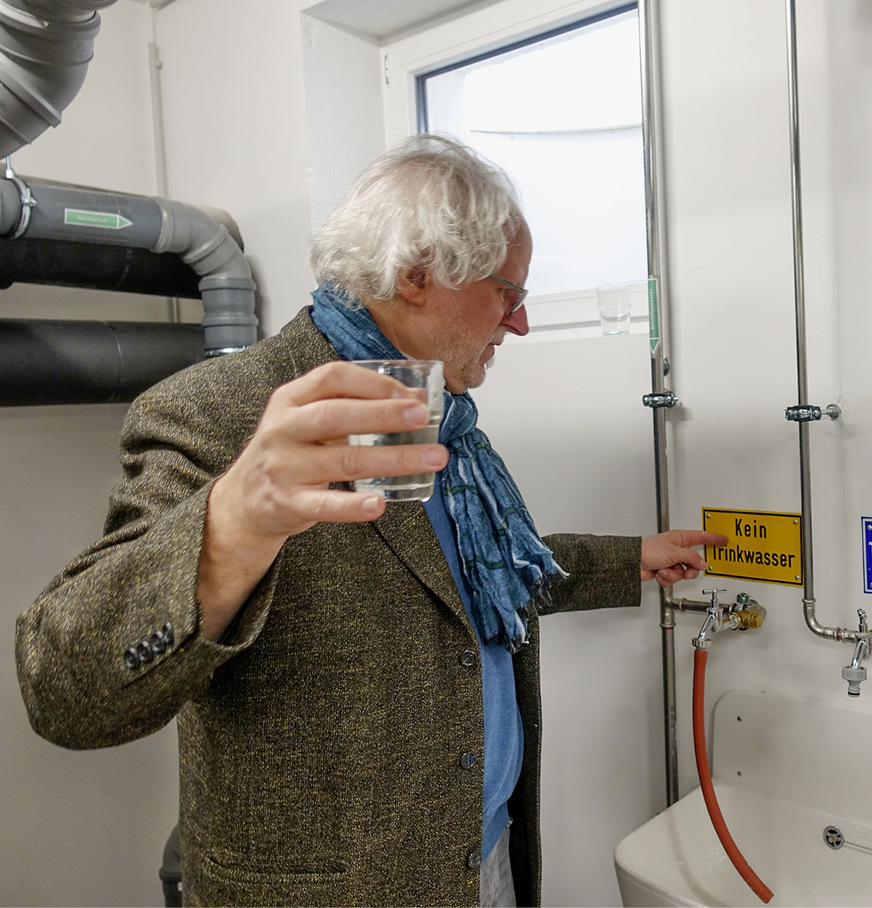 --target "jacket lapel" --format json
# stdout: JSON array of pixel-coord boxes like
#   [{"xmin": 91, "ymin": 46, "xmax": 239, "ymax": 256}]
[
  {"xmin": 290, "ymin": 309, "xmax": 471, "ymax": 632},
  {"xmin": 371, "ymin": 501, "xmax": 473, "ymax": 634}
]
